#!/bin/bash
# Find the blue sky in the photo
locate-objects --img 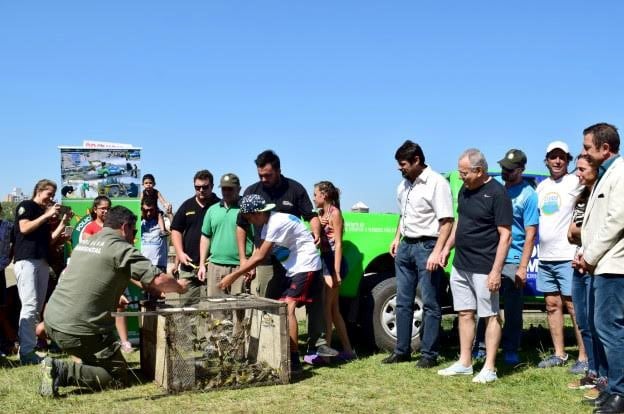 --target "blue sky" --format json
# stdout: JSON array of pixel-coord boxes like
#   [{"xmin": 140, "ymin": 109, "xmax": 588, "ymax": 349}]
[{"xmin": 1, "ymin": 1, "xmax": 623, "ymax": 212}]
